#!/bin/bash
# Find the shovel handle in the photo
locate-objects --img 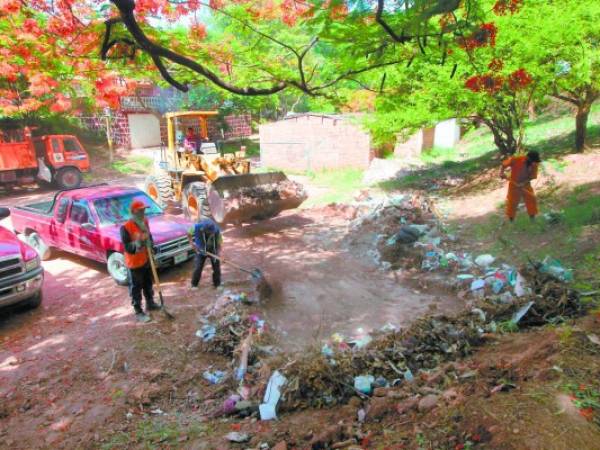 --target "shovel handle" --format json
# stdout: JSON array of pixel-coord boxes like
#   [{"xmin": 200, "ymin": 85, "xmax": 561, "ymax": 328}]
[
  {"xmin": 146, "ymin": 244, "xmax": 163, "ymax": 294},
  {"xmin": 202, "ymin": 250, "xmax": 255, "ymax": 276}
]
